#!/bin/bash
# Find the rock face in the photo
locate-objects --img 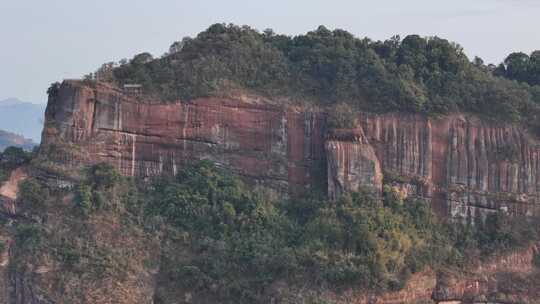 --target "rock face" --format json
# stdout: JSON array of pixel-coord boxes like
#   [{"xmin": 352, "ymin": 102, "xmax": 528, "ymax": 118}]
[
  {"xmin": 326, "ymin": 128, "xmax": 383, "ymax": 200},
  {"xmin": 41, "ymin": 80, "xmax": 540, "ymax": 218},
  {"xmin": 42, "ymin": 81, "xmax": 327, "ymax": 198},
  {"xmin": 356, "ymin": 113, "xmax": 540, "ymax": 218}
]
